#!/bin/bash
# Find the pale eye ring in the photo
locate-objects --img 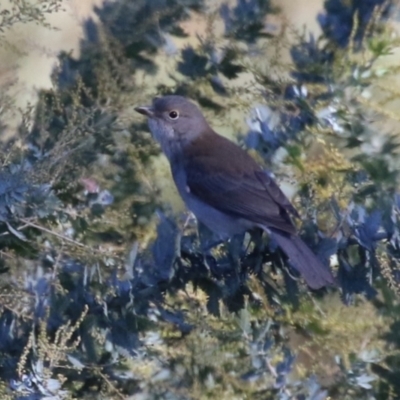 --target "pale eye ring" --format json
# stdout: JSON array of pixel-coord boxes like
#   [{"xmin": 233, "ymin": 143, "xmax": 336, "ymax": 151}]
[{"xmin": 168, "ymin": 110, "xmax": 179, "ymax": 120}]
